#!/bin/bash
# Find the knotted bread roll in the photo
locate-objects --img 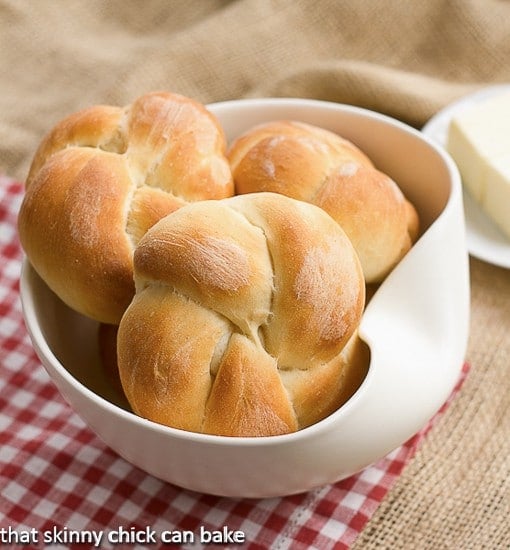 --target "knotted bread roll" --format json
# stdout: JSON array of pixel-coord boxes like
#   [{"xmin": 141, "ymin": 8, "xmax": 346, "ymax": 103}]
[
  {"xmin": 18, "ymin": 91, "xmax": 233, "ymax": 323},
  {"xmin": 117, "ymin": 192, "xmax": 368, "ymax": 437},
  {"xmin": 228, "ymin": 120, "xmax": 419, "ymax": 283}
]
